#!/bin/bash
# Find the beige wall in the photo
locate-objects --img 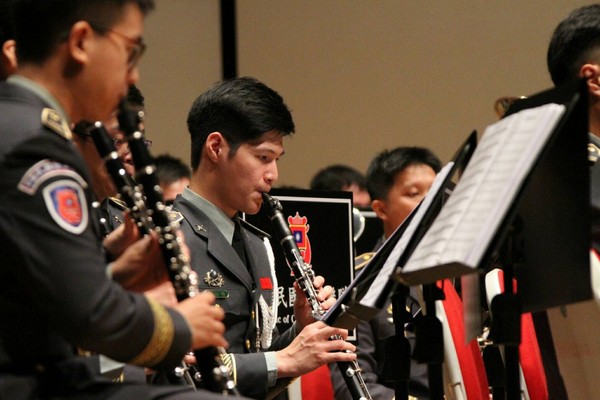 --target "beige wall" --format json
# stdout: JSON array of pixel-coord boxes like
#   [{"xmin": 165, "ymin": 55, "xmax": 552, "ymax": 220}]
[{"xmin": 140, "ymin": 0, "xmax": 590, "ymax": 188}]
